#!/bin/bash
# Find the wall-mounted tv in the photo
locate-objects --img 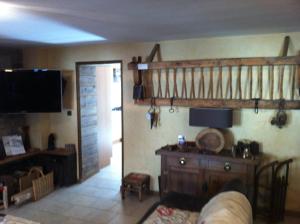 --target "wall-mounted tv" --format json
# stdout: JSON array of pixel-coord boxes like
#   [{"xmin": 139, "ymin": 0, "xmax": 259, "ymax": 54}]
[{"xmin": 0, "ymin": 69, "xmax": 62, "ymax": 113}]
